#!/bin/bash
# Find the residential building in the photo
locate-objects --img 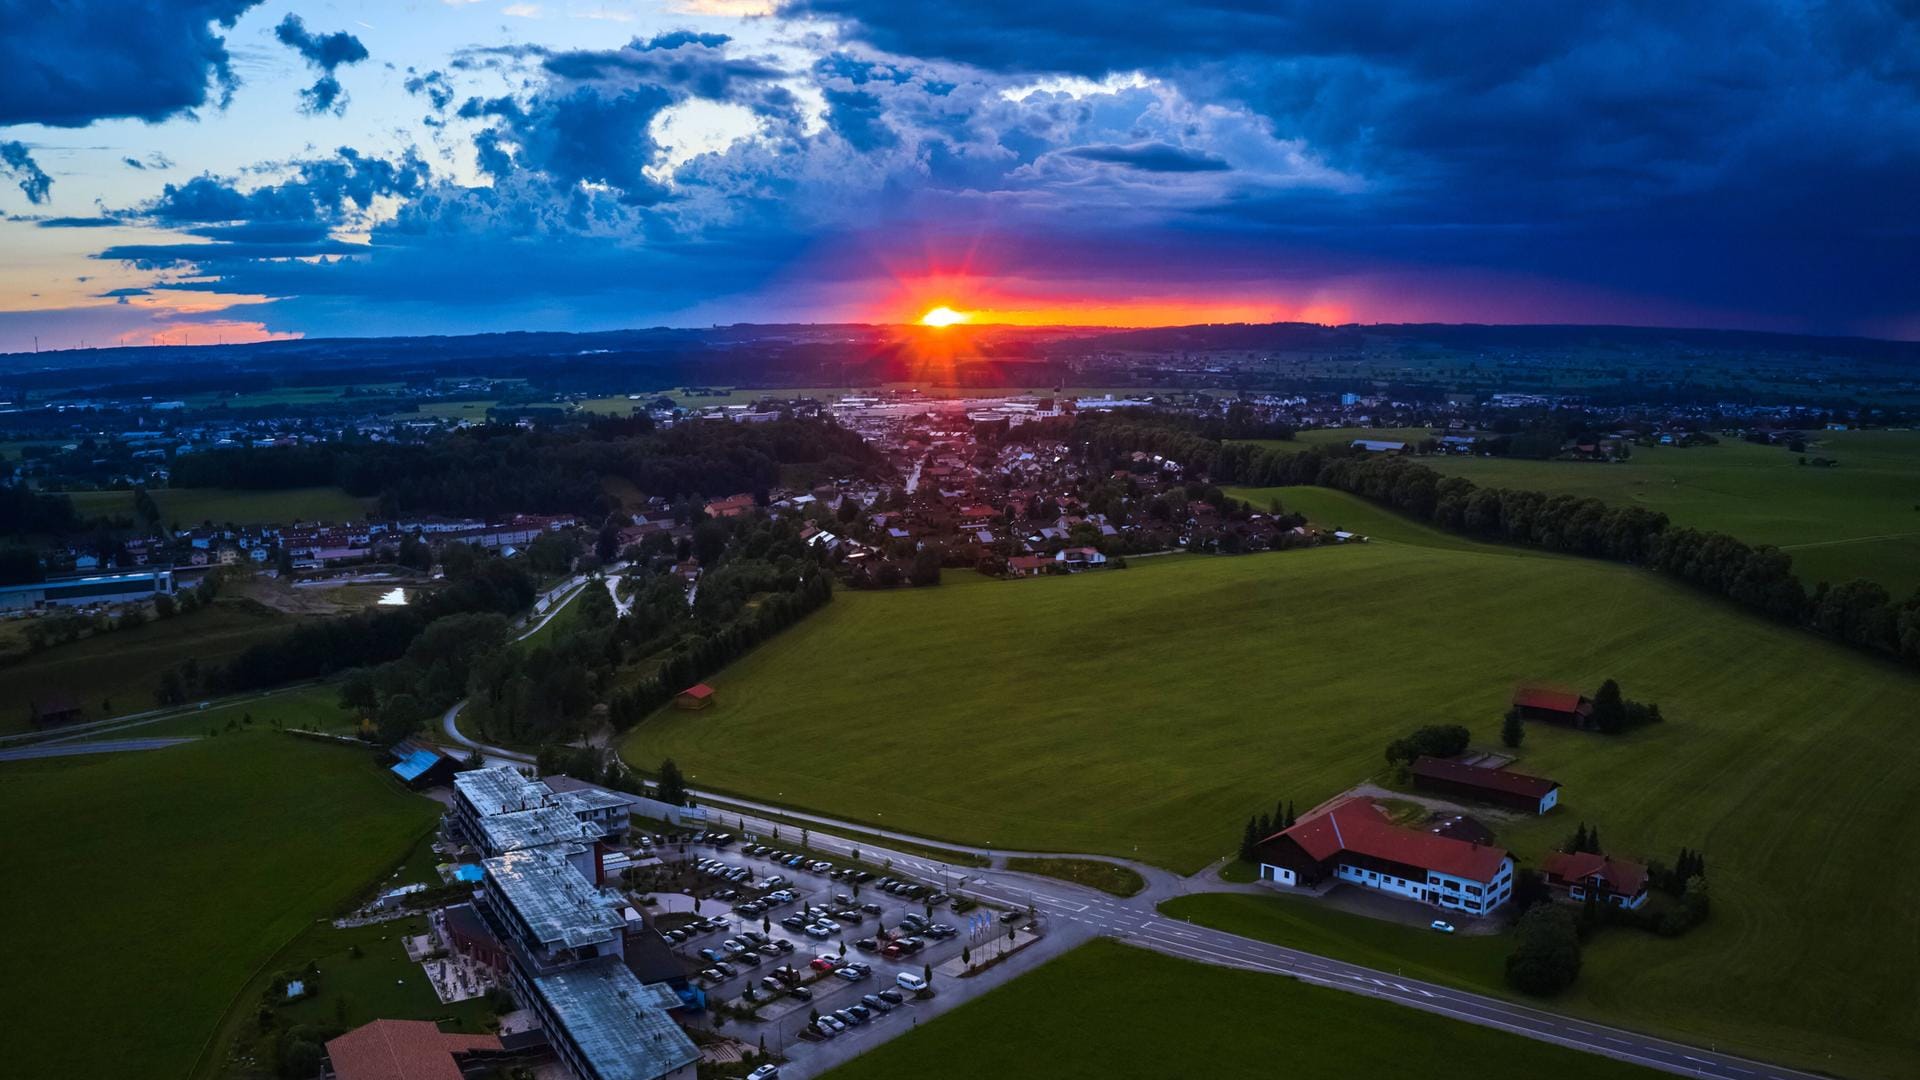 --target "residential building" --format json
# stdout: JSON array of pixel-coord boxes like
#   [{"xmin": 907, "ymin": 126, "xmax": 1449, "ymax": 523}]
[
  {"xmin": 1410, "ymin": 756, "xmax": 1562, "ymax": 815},
  {"xmin": 1251, "ymin": 797, "xmax": 1515, "ymax": 916},
  {"xmin": 1542, "ymin": 852, "xmax": 1651, "ymax": 910},
  {"xmin": 323, "ymin": 1019, "xmax": 505, "ymax": 1080}
]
